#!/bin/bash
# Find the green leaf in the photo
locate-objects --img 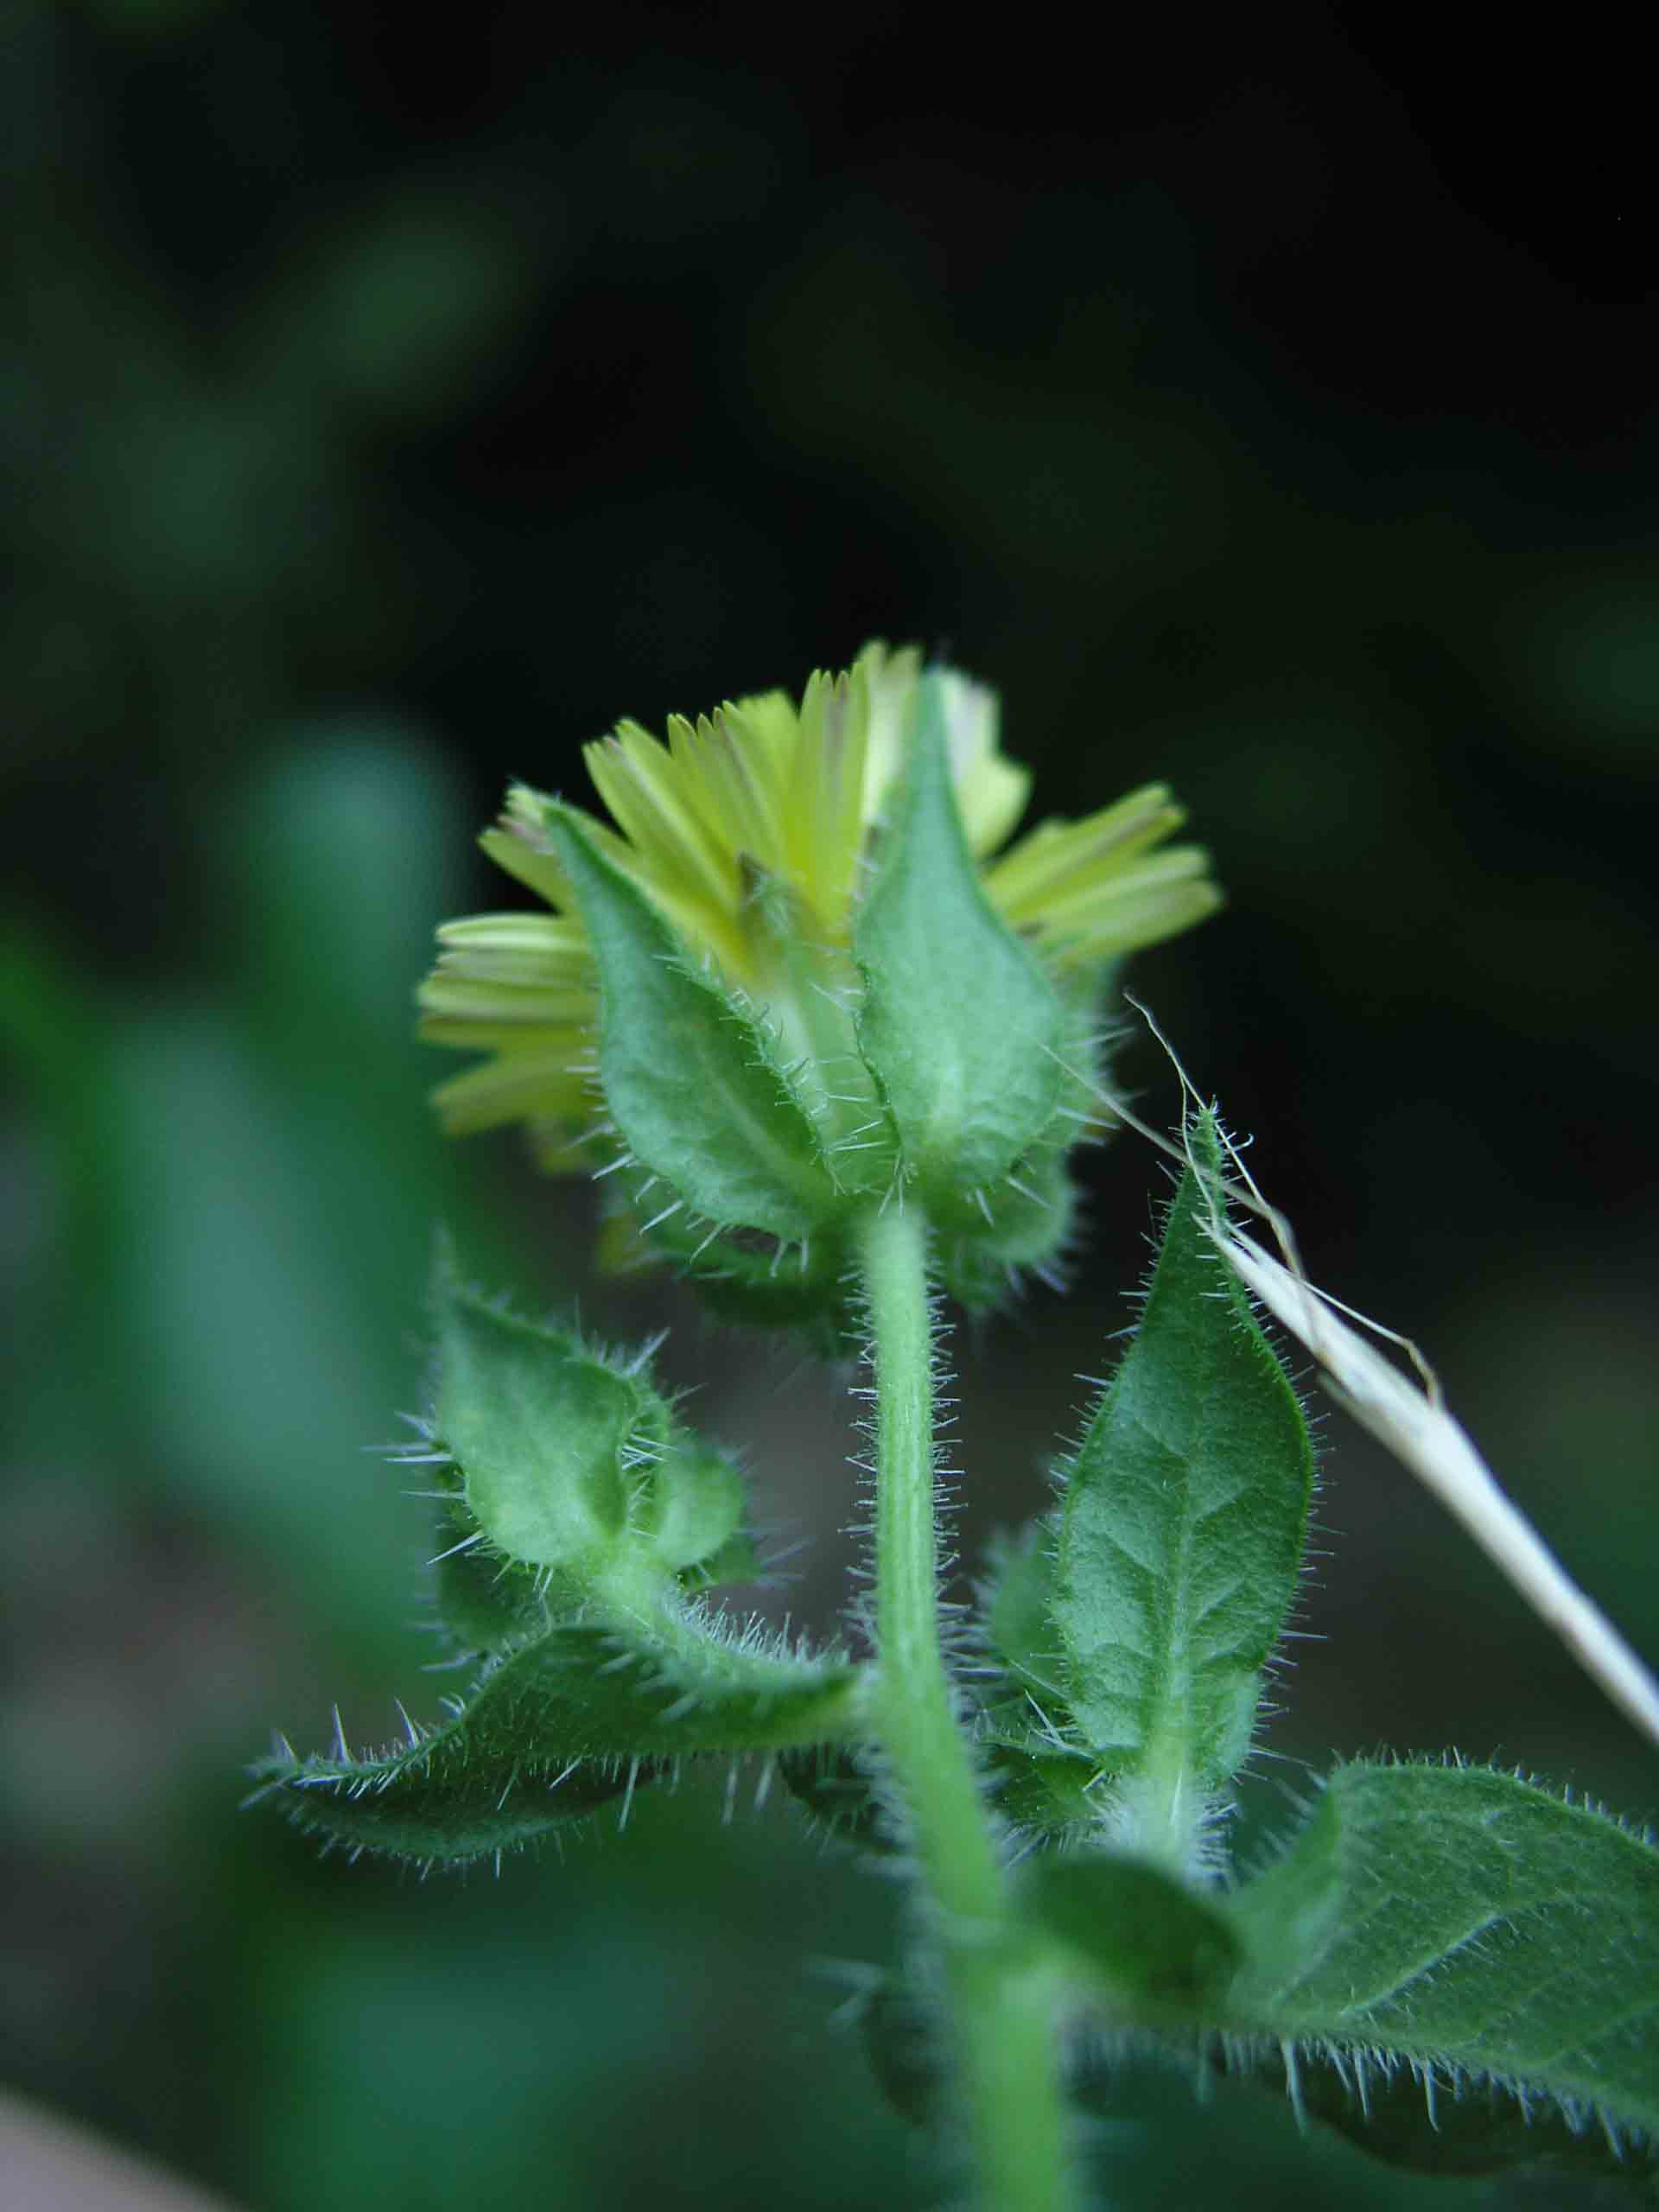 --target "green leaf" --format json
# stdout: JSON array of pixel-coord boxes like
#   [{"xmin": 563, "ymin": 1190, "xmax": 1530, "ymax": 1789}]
[
  {"xmin": 248, "ymin": 1705, "xmax": 635, "ymax": 1866},
  {"xmin": 434, "ymin": 1257, "xmax": 762, "ymax": 1596},
  {"xmin": 983, "ymin": 1743, "xmax": 1101, "ymax": 1841},
  {"xmin": 854, "ymin": 671, "xmax": 1065, "ymax": 1205},
  {"xmin": 678, "ymin": 1525, "xmax": 764, "ymax": 1592},
  {"xmin": 430, "ymin": 1514, "xmax": 550, "ymax": 1654},
  {"xmin": 982, "ymin": 1520, "xmax": 1071, "ymax": 1713},
  {"xmin": 547, "ymin": 805, "xmax": 840, "ymax": 1239},
  {"xmin": 1228, "ymin": 1760, "xmax": 1659, "ymax": 2143},
  {"xmin": 733, "ymin": 862, "xmax": 897, "ymax": 1201},
  {"xmin": 1053, "ymin": 1113, "xmax": 1313, "ymax": 1798},
  {"xmin": 636, "ymin": 1438, "xmax": 746, "ymax": 1572},
  {"xmin": 252, "ymin": 1609, "xmax": 865, "ymax": 1868},
  {"xmin": 1238, "ymin": 2043, "xmax": 1659, "ymax": 2191},
  {"xmin": 1020, "ymin": 1853, "xmax": 1243, "ymax": 2019},
  {"xmin": 974, "ymin": 1524, "xmax": 1100, "ymax": 1841},
  {"xmin": 437, "ymin": 1273, "xmax": 636, "ymax": 1570}
]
